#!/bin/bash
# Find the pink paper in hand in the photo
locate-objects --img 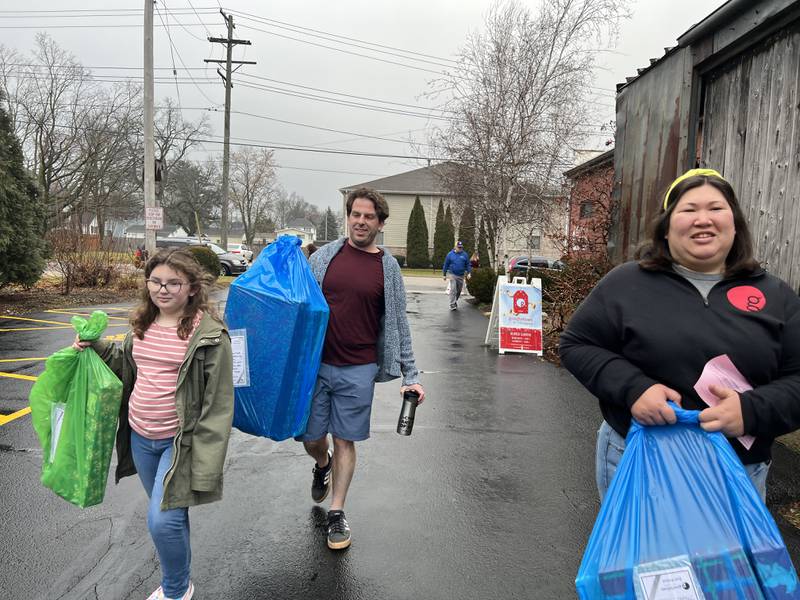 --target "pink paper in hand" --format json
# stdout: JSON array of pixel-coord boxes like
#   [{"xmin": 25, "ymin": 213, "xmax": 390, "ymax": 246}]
[{"xmin": 694, "ymin": 354, "xmax": 755, "ymax": 450}]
